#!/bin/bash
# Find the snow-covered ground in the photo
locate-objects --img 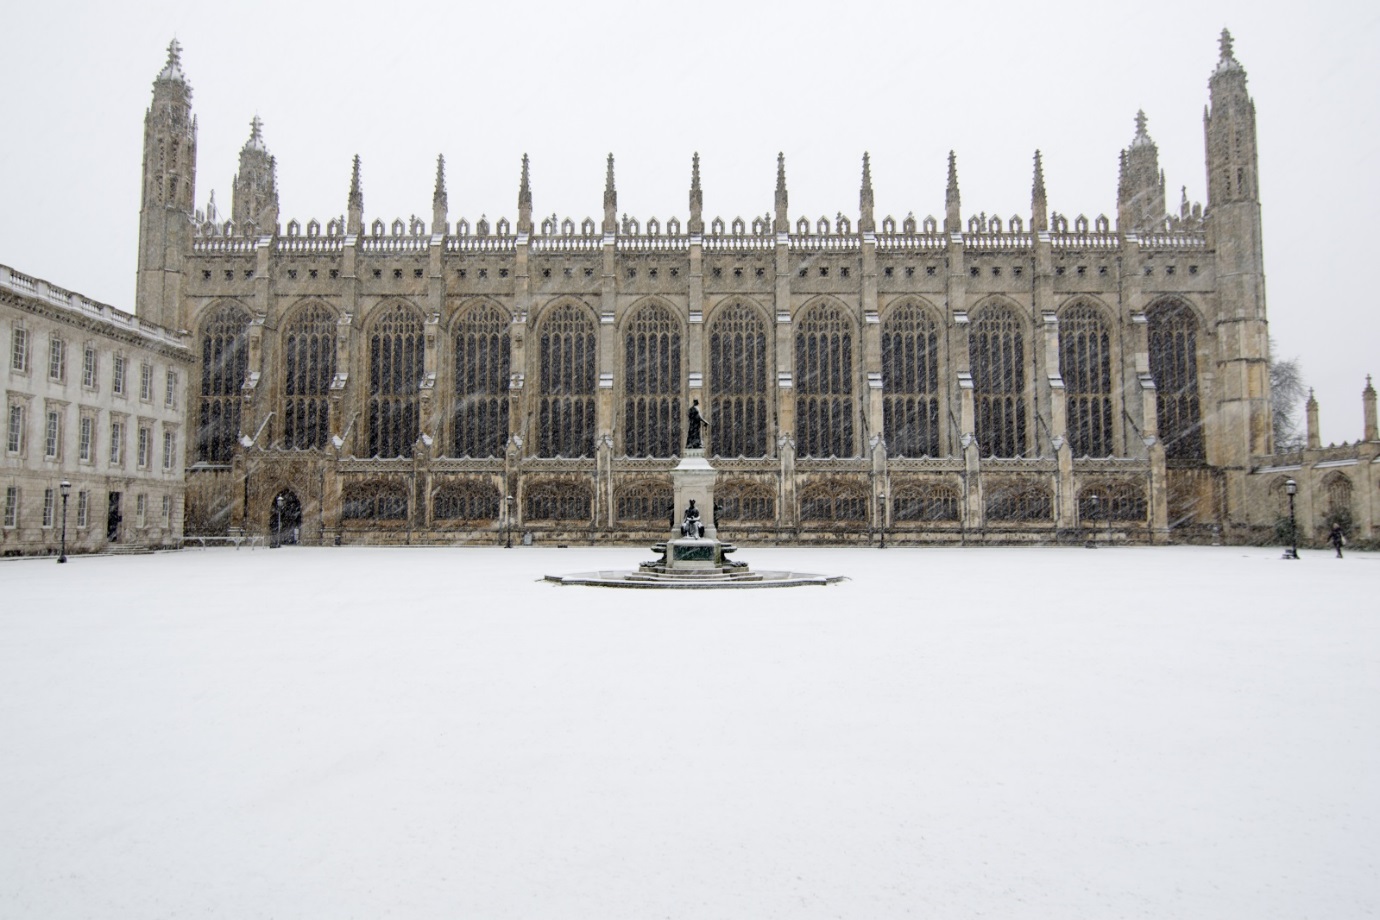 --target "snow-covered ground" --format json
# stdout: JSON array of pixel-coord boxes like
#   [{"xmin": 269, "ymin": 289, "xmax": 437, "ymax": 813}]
[{"xmin": 1, "ymin": 545, "xmax": 1376, "ymax": 919}]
